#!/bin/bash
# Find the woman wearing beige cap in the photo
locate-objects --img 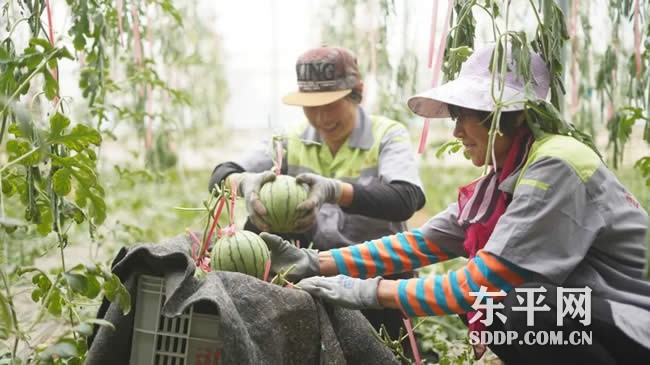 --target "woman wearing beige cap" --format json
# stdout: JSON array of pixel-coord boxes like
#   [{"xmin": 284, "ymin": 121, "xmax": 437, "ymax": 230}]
[
  {"xmin": 261, "ymin": 43, "xmax": 650, "ymax": 364},
  {"xmin": 208, "ymin": 46, "xmax": 426, "ymax": 352}
]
